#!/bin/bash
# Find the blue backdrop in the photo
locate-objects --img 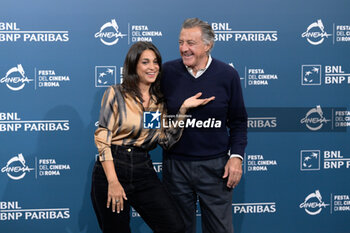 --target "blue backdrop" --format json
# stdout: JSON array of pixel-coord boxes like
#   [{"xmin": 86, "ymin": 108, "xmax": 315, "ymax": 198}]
[{"xmin": 1, "ymin": 0, "xmax": 349, "ymax": 232}]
